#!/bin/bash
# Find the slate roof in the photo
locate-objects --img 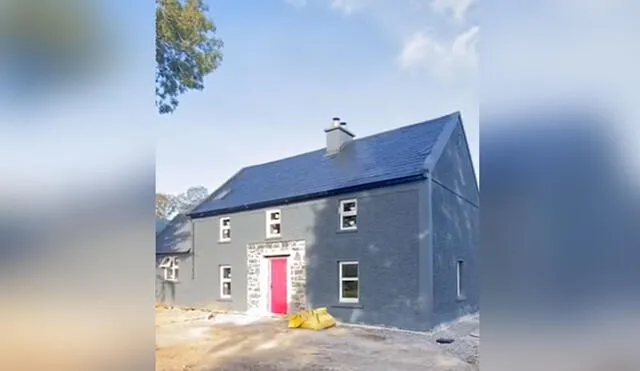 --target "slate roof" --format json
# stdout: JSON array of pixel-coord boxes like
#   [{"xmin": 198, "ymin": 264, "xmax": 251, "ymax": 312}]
[
  {"xmin": 156, "ymin": 213, "xmax": 192, "ymax": 254},
  {"xmin": 156, "ymin": 218, "xmax": 170, "ymax": 235},
  {"xmin": 189, "ymin": 112, "xmax": 460, "ymax": 218}
]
